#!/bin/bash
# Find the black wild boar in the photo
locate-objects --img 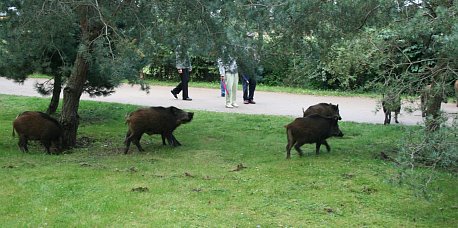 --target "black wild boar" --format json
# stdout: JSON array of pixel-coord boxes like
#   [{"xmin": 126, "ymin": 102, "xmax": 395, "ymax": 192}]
[
  {"xmin": 285, "ymin": 114, "xmax": 343, "ymax": 159},
  {"xmin": 12, "ymin": 111, "xmax": 63, "ymax": 154},
  {"xmin": 382, "ymin": 93, "xmax": 401, "ymax": 125},
  {"xmin": 124, "ymin": 106, "xmax": 194, "ymax": 154},
  {"xmin": 302, "ymin": 103, "xmax": 342, "ymax": 120}
]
